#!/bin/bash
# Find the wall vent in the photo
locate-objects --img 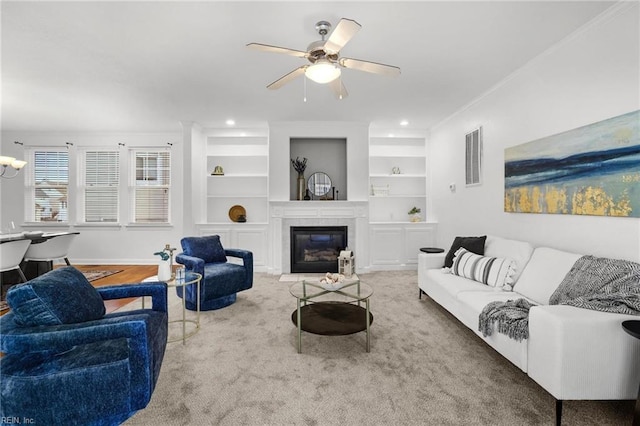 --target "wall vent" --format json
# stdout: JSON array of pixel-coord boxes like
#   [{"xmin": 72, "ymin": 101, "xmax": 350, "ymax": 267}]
[{"xmin": 465, "ymin": 127, "xmax": 482, "ymax": 186}]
